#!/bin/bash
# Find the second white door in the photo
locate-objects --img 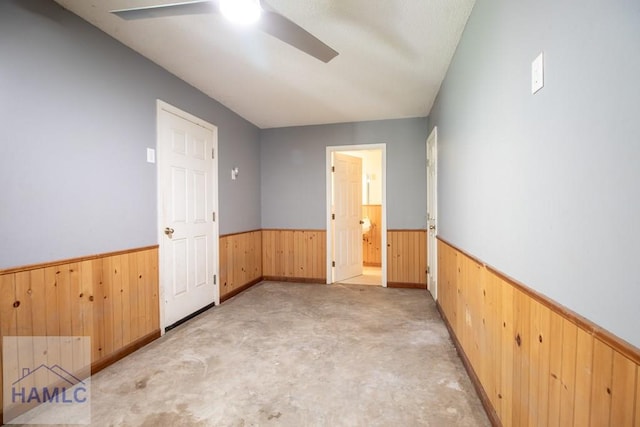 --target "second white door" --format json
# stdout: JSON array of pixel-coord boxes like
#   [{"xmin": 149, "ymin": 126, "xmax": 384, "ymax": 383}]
[
  {"xmin": 158, "ymin": 105, "xmax": 218, "ymax": 328},
  {"xmin": 333, "ymin": 153, "xmax": 363, "ymax": 282}
]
